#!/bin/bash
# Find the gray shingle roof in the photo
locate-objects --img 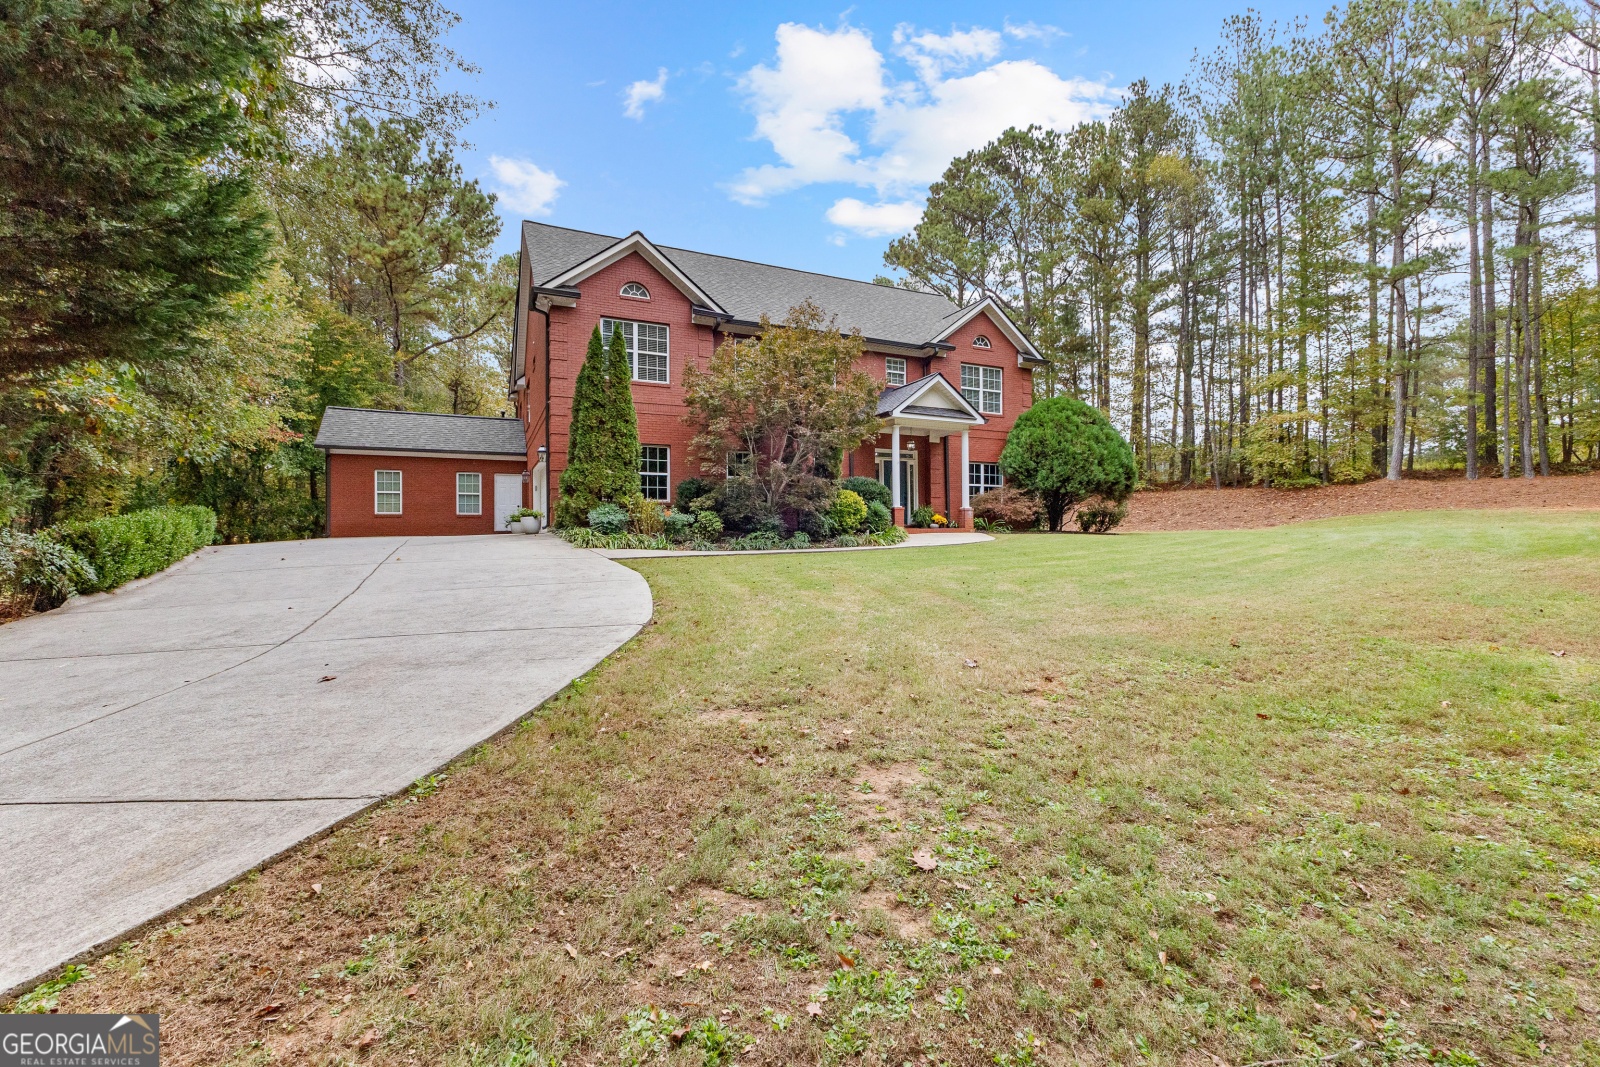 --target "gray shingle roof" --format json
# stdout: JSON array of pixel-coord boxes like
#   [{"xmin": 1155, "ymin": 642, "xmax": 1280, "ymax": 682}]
[
  {"xmin": 875, "ymin": 373, "xmax": 981, "ymax": 421},
  {"xmin": 522, "ymin": 221, "xmax": 974, "ymax": 348},
  {"xmin": 314, "ymin": 407, "xmax": 527, "ymax": 456}
]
